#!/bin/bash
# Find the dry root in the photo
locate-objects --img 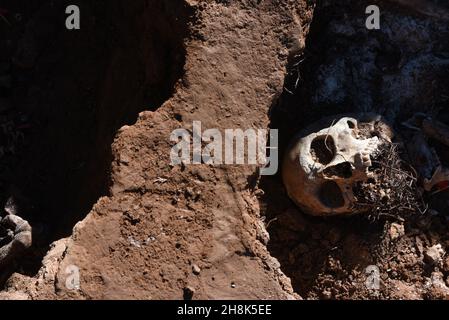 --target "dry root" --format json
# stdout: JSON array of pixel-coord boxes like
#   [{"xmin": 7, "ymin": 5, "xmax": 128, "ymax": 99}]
[{"xmin": 353, "ymin": 142, "xmax": 426, "ymax": 220}]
